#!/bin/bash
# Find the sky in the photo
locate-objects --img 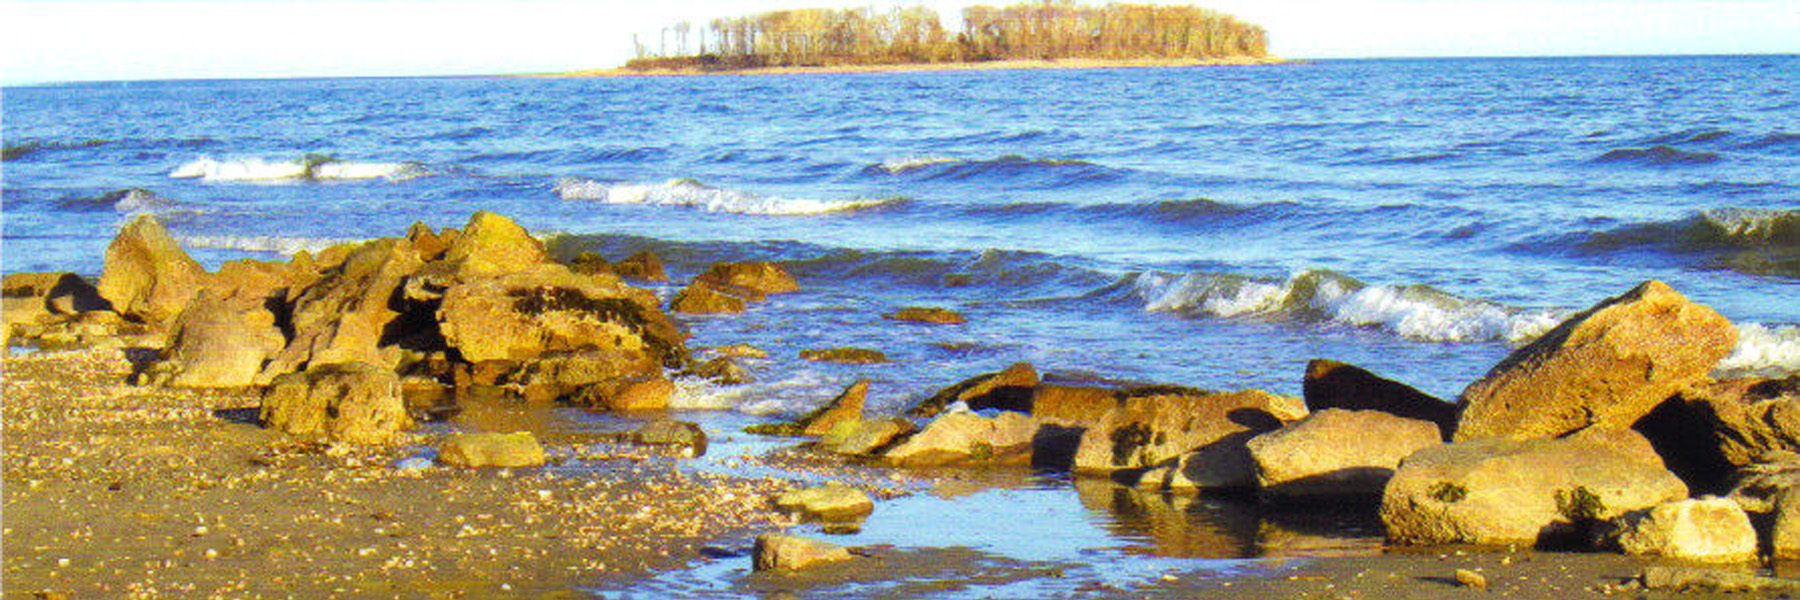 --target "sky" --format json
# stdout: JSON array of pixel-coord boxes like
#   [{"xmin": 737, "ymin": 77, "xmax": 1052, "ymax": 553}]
[{"xmin": 1, "ymin": 0, "xmax": 1795, "ymax": 84}]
